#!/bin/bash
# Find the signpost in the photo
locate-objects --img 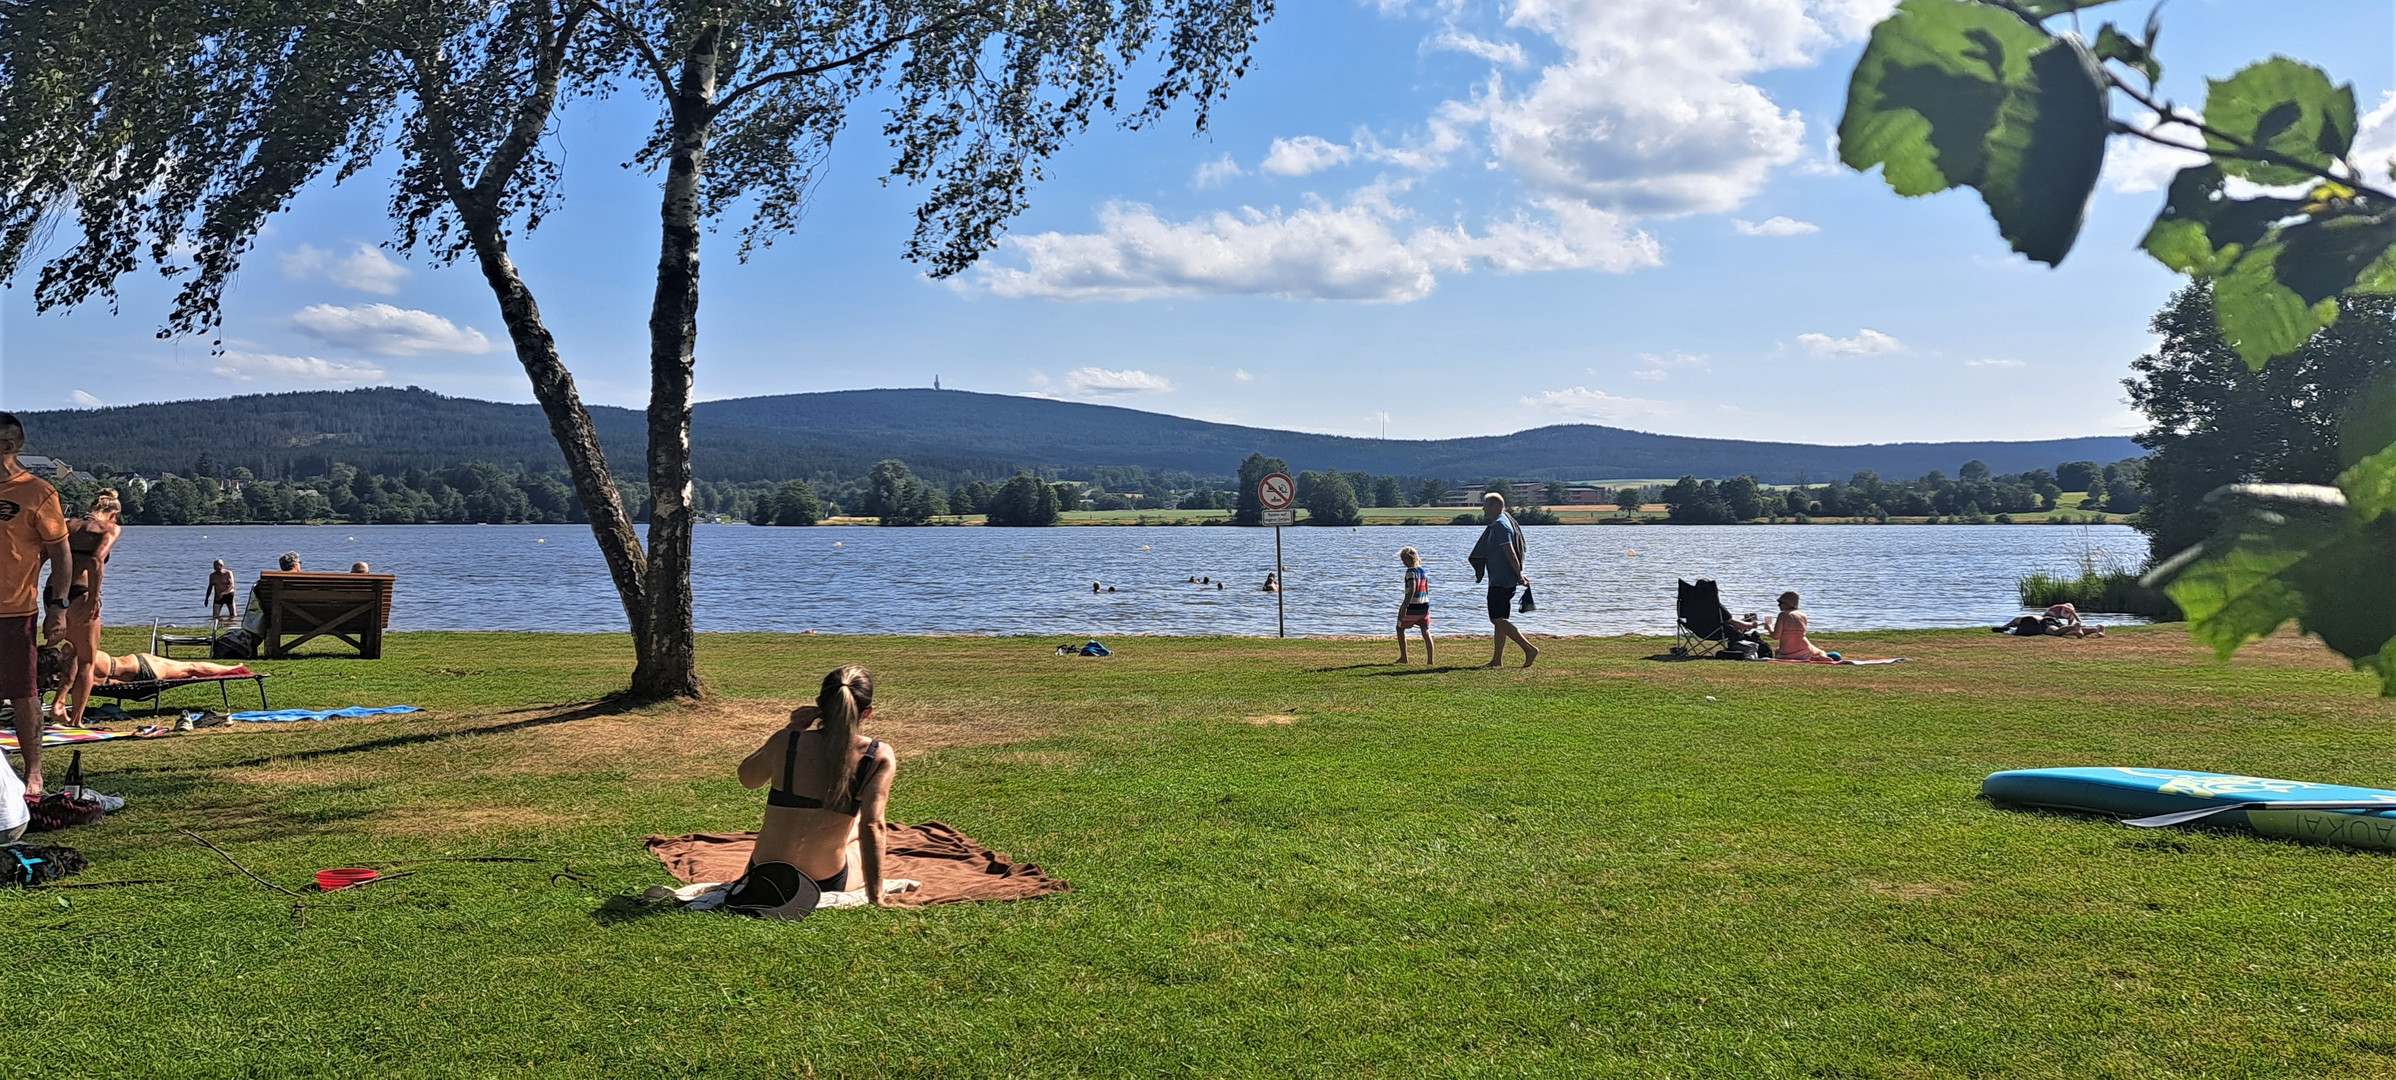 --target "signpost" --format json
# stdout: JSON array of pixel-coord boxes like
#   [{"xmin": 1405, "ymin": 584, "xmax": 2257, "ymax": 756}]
[{"xmin": 1258, "ymin": 473, "xmax": 1295, "ymax": 637}]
